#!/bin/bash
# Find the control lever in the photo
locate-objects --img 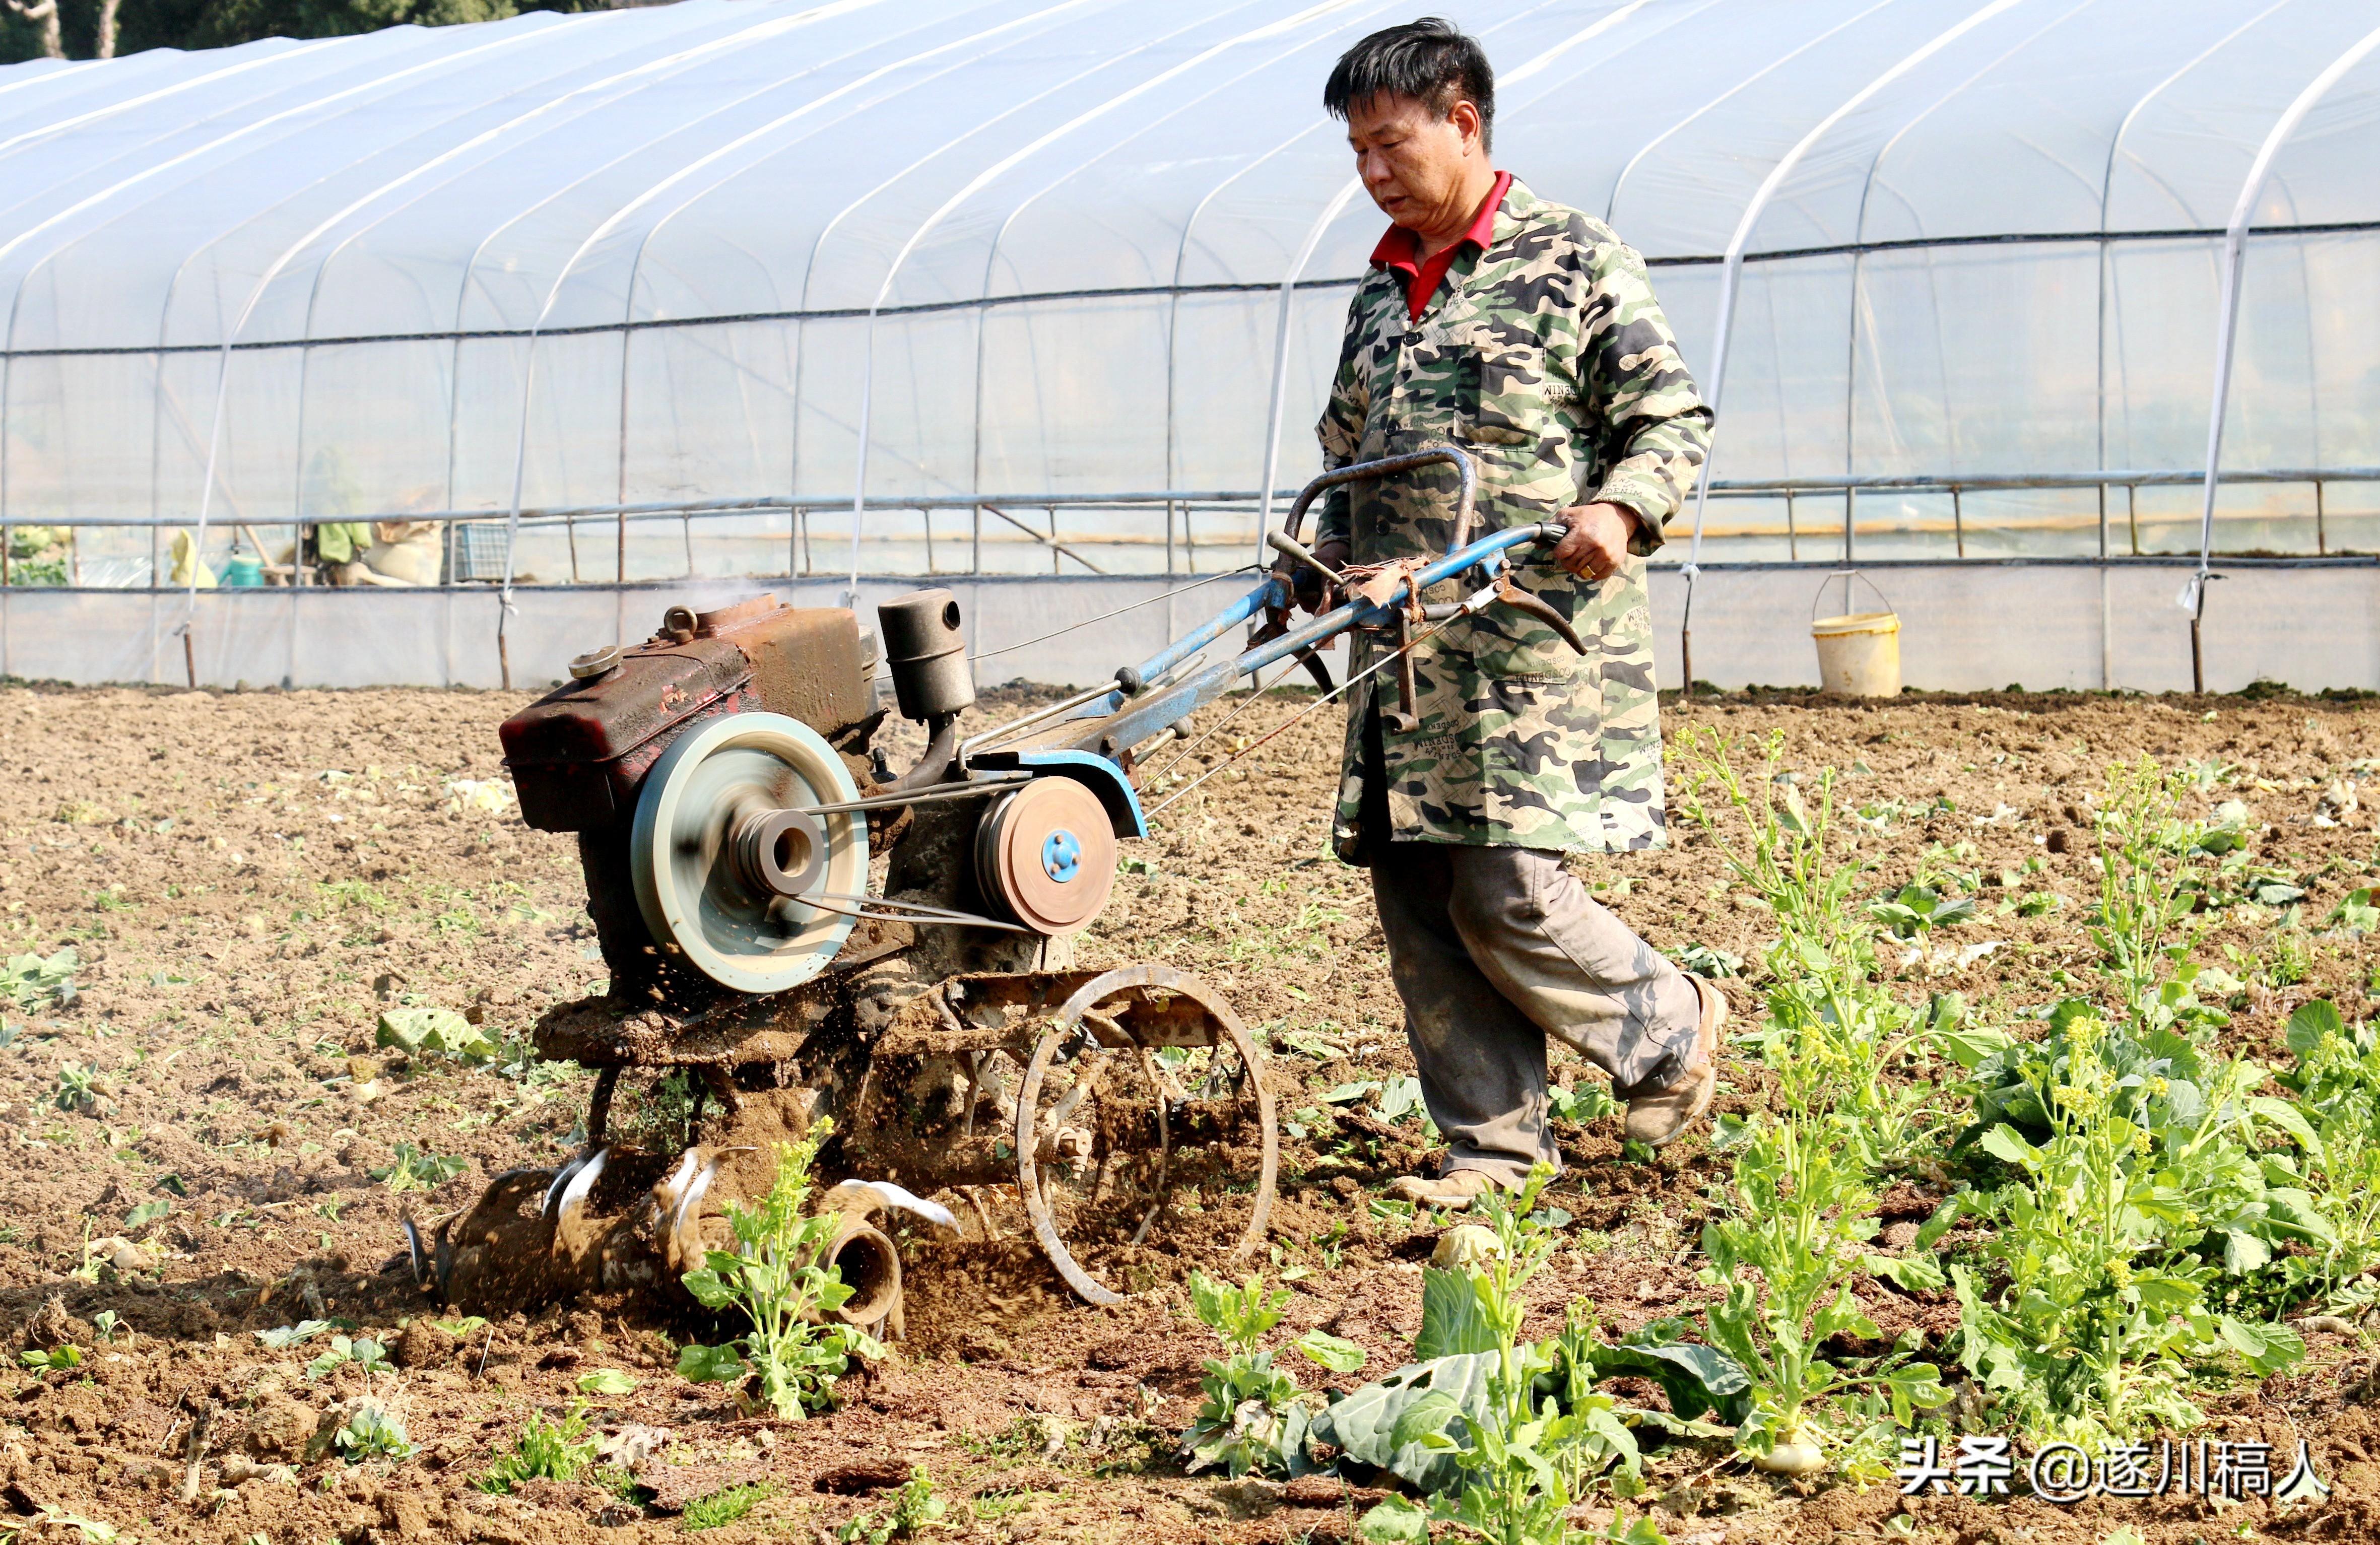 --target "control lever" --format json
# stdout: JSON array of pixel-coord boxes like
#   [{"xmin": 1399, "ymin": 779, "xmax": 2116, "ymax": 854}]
[
  {"xmin": 1267, "ymin": 531, "xmax": 1346, "ymax": 587},
  {"xmin": 1250, "ymin": 530, "xmax": 1342, "ymax": 692},
  {"xmin": 1386, "ymin": 606, "xmax": 1422, "ymax": 732},
  {"xmin": 1493, "ymin": 574, "xmax": 1589, "ymax": 655}
]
